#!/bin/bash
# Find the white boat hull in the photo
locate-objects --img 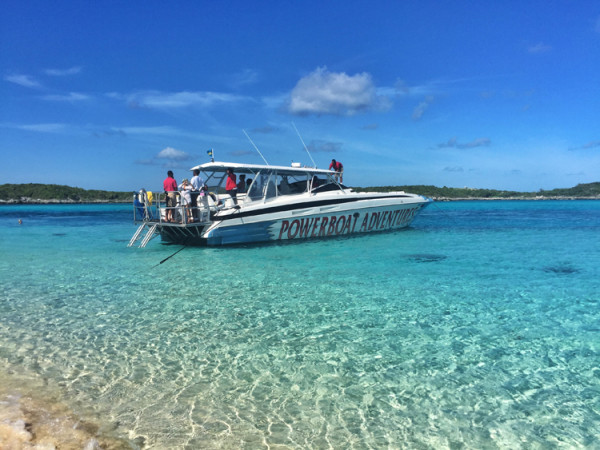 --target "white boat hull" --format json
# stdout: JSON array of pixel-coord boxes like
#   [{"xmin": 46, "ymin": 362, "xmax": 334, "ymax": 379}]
[{"xmin": 201, "ymin": 195, "xmax": 429, "ymax": 245}]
